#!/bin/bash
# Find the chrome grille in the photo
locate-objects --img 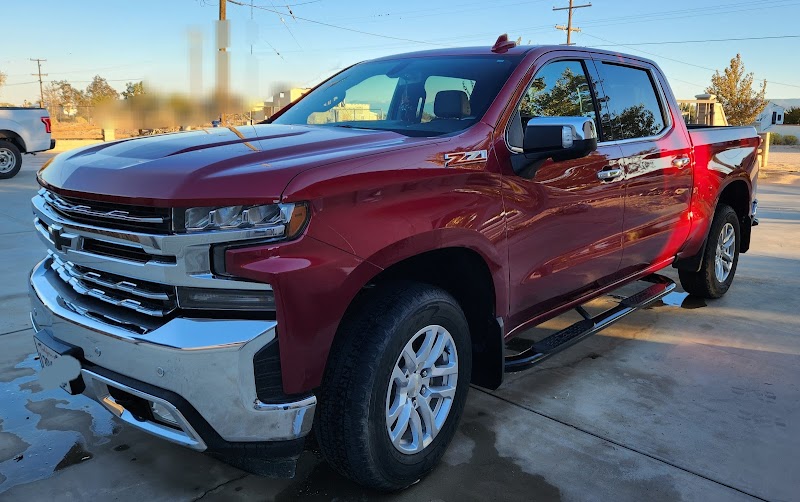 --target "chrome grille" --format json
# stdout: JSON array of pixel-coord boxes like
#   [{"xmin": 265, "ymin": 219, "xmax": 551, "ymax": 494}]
[
  {"xmin": 48, "ymin": 252, "xmax": 177, "ymax": 318},
  {"xmin": 41, "ymin": 189, "xmax": 172, "ymax": 234}
]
